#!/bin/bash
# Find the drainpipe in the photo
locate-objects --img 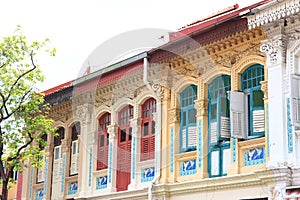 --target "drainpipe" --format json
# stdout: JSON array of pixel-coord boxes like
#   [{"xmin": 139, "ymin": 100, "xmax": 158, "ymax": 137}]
[{"xmin": 143, "ymin": 57, "xmax": 161, "ymax": 200}]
